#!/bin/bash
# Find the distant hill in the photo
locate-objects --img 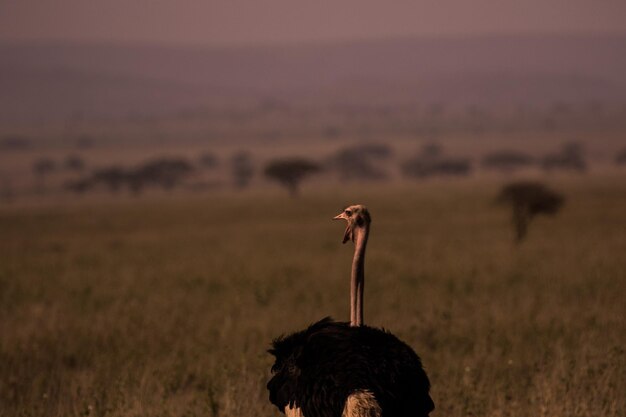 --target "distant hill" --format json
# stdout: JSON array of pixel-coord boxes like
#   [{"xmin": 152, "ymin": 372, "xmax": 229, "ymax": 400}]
[{"xmin": 1, "ymin": 35, "xmax": 625, "ymax": 122}]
